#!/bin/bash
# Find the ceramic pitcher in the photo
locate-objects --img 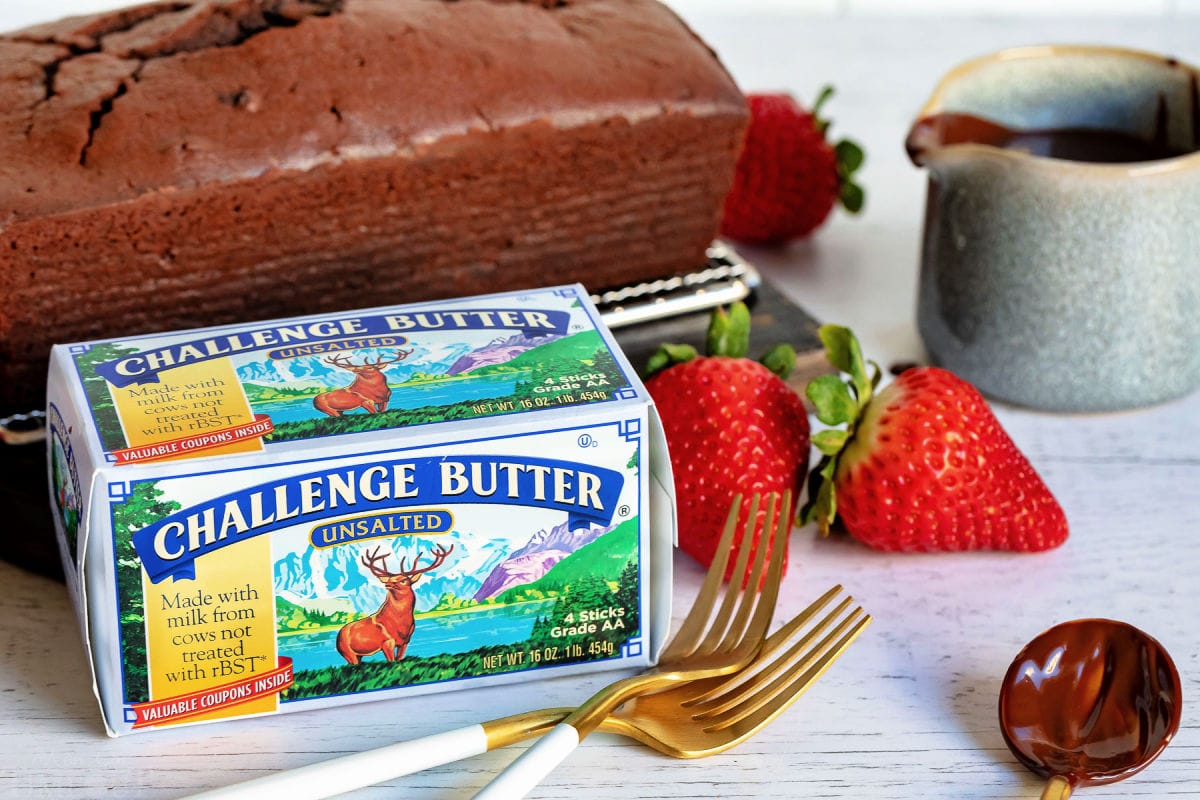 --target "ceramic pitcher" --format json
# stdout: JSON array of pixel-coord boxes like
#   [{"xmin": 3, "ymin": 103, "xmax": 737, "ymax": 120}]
[{"xmin": 907, "ymin": 45, "xmax": 1200, "ymax": 412}]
